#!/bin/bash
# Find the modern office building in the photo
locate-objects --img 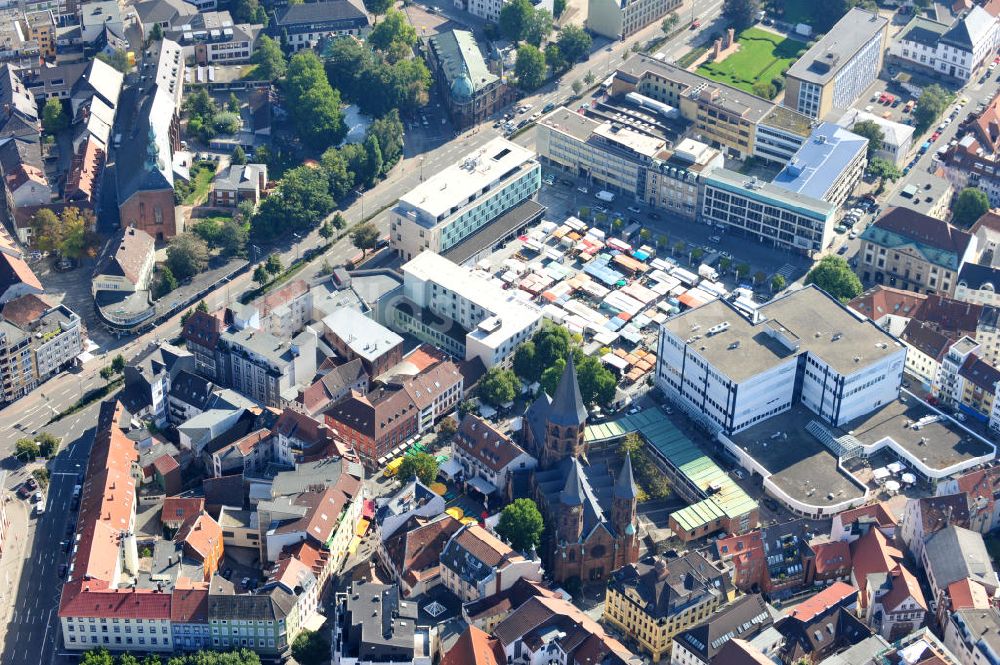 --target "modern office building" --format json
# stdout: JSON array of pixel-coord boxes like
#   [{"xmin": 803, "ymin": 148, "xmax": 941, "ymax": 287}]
[
  {"xmin": 656, "ymin": 285, "xmax": 905, "ymax": 435},
  {"xmin": 890, "ymin": 6, "xmax": 1000, "ymax": 83},
  {"xmin": 857, "ymin": 207, "xmax": 977, "ymax": 295},
  {"xmin": 535, "ymin": 107, "xmax": 723, "ymax": 220},
  {"xmin": 699, "ymin": 168, "xmax": 837, "ymax": 255},
  {"xmin": 771, "ymin": 122, "xmax": 868, "ymax": 207},
  {"xmin": 613, "ymin": 55, "xmax": 815, "ymax": 162},
  {"xmin": 587, "ymin": 0, "xmax": 681, "ymax": 40},
  {"xmin": 390, "ymin": 137, "xmax": 540, "ymax": 262},
  {"xmin": 392, "ymin": 251, "xmax": 542, "ymax": 367},
  {"xmin": 784, "ymin": 9, "xmax": 888, "ymax": 118}
]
